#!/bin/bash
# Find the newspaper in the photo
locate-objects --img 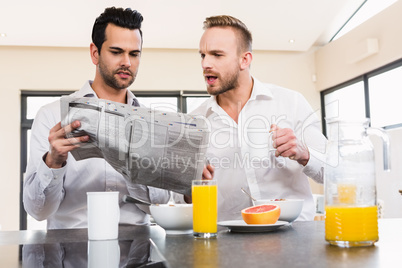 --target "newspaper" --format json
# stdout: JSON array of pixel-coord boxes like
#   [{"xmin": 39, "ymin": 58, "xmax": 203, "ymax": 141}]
[{"xmin": 60, "ymin": 97, "xmax": 209, "ymax": 196}]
